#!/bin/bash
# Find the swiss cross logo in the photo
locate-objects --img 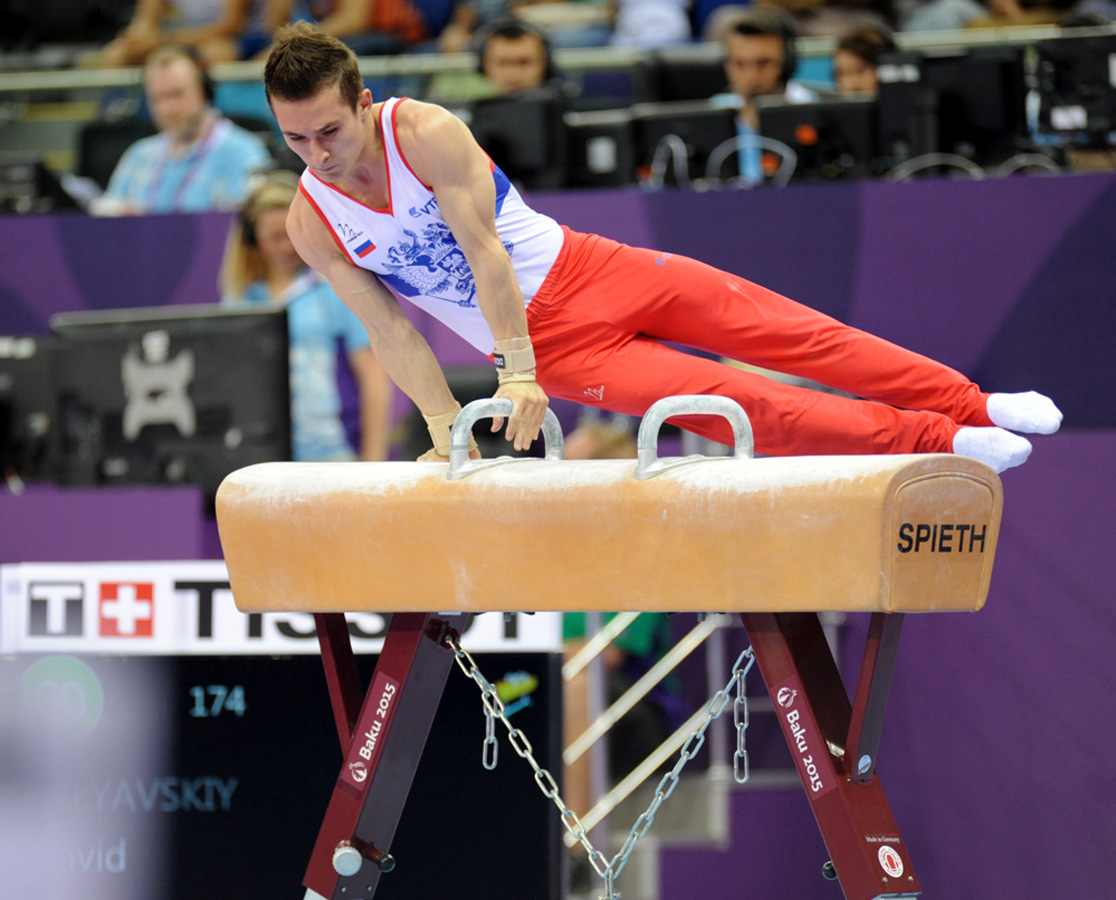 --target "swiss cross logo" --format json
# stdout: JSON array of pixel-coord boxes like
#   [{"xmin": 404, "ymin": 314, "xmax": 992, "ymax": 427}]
[{"xmin": 99, "ymin": 582, "xmax": 155, "ymax": 637}]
